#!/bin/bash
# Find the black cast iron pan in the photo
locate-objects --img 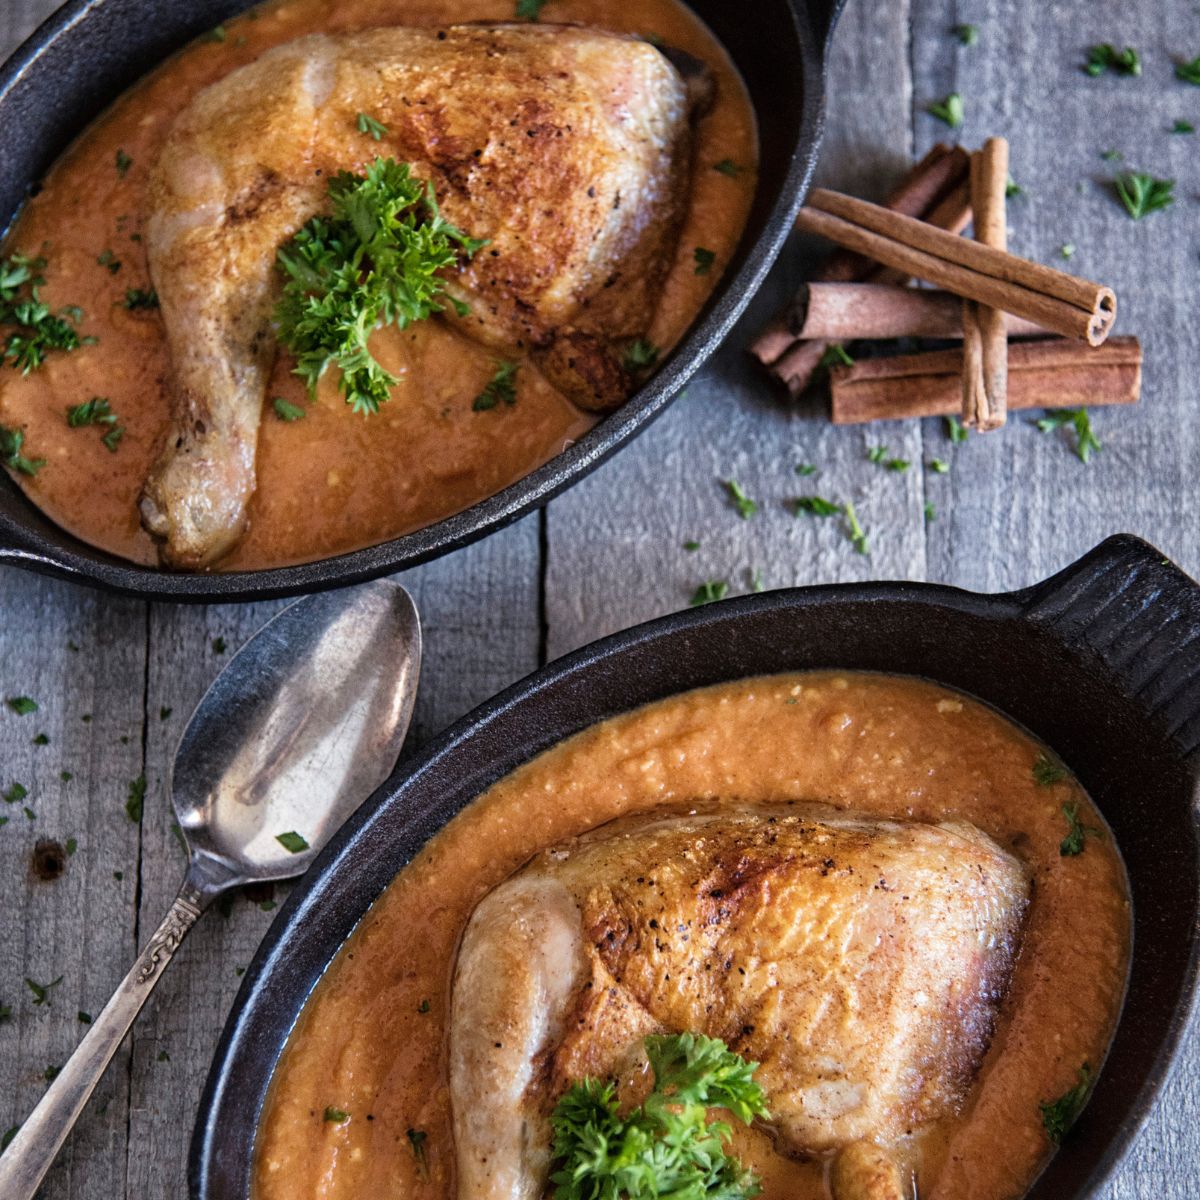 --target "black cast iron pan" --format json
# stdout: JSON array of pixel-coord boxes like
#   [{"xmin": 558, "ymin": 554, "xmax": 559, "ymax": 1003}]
[
  {"xmin": 192, "ymin": 533, "xmax": 1200, "ymax": 1198},
  {"xmin": 0, "ymin": 0, "xmax": 844, "ymax": 602}
]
